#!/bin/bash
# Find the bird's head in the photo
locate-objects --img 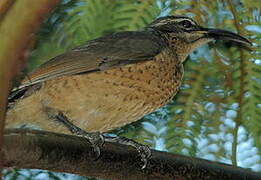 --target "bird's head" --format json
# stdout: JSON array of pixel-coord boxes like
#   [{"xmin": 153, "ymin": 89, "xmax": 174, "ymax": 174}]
[{"xmin": 147, "ymin": 16, "xmax": 251, "ymax": 61}]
